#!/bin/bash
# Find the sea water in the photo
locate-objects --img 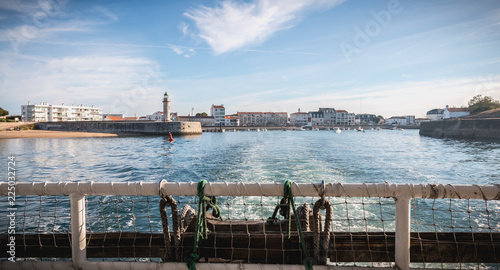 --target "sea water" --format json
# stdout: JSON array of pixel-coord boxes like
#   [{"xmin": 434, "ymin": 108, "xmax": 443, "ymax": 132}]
[{"xmin": 1, "ymin": 129, "xmax": 499, "ymax": 235}]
